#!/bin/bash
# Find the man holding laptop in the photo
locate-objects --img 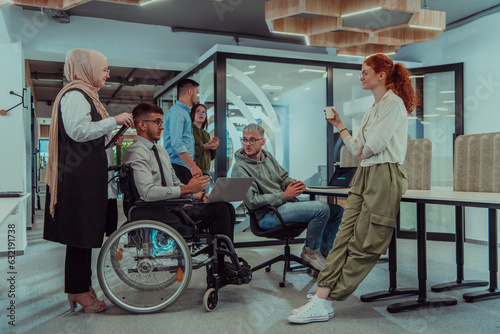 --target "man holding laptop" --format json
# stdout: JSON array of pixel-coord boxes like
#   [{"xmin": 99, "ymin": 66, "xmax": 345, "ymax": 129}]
[
  {"xmin": 123, "ymin": 103, "xmax": 240, "ymax": 275},
  {"xmin": 232, "ymin": 123, "xmax": 344, "ymax": 272}
]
